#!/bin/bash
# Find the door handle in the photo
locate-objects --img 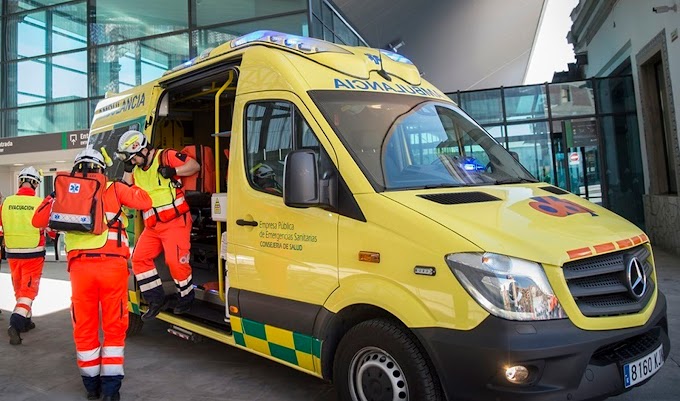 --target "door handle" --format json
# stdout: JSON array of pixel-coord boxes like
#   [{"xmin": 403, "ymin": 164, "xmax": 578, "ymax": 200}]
[{"xmin": 236, "ymin": 219, "xmax": 258, "ymax": 227}]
